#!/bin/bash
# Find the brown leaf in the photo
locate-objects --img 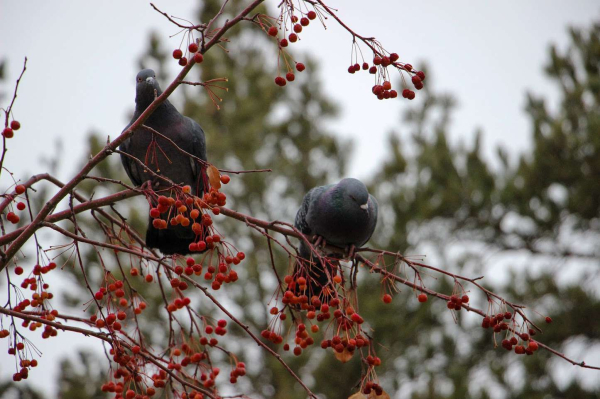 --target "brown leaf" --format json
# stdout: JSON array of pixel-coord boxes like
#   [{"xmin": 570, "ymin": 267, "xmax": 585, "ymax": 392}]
[
  {"xmin": 207, "ymin": 165, "xmax": 221, "ymax": 190},
  {"xmin": 333, "ymin": 347, "xmax": 354, "ymax": 363}
]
